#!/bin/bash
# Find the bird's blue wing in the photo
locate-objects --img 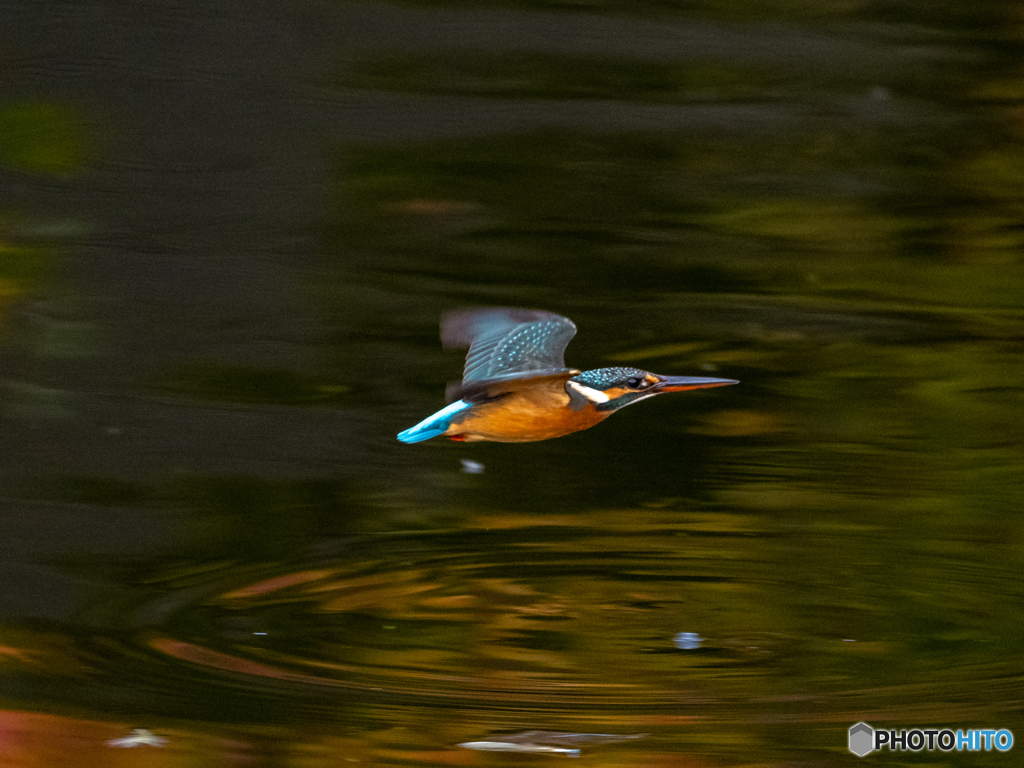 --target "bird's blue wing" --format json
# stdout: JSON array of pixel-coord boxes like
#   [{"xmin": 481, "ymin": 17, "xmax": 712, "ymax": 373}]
[{"xmin": 441, "ymin": 308, "xmax": 578, "ymax": 387}]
